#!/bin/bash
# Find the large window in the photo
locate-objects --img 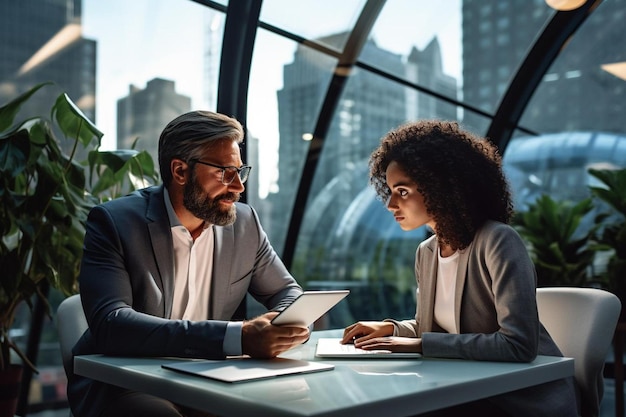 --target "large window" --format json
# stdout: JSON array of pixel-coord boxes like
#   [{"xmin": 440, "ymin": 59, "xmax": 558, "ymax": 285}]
[{"xmin": 1, "ymin": 0, "xmax": 624, "ymax": 412}]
